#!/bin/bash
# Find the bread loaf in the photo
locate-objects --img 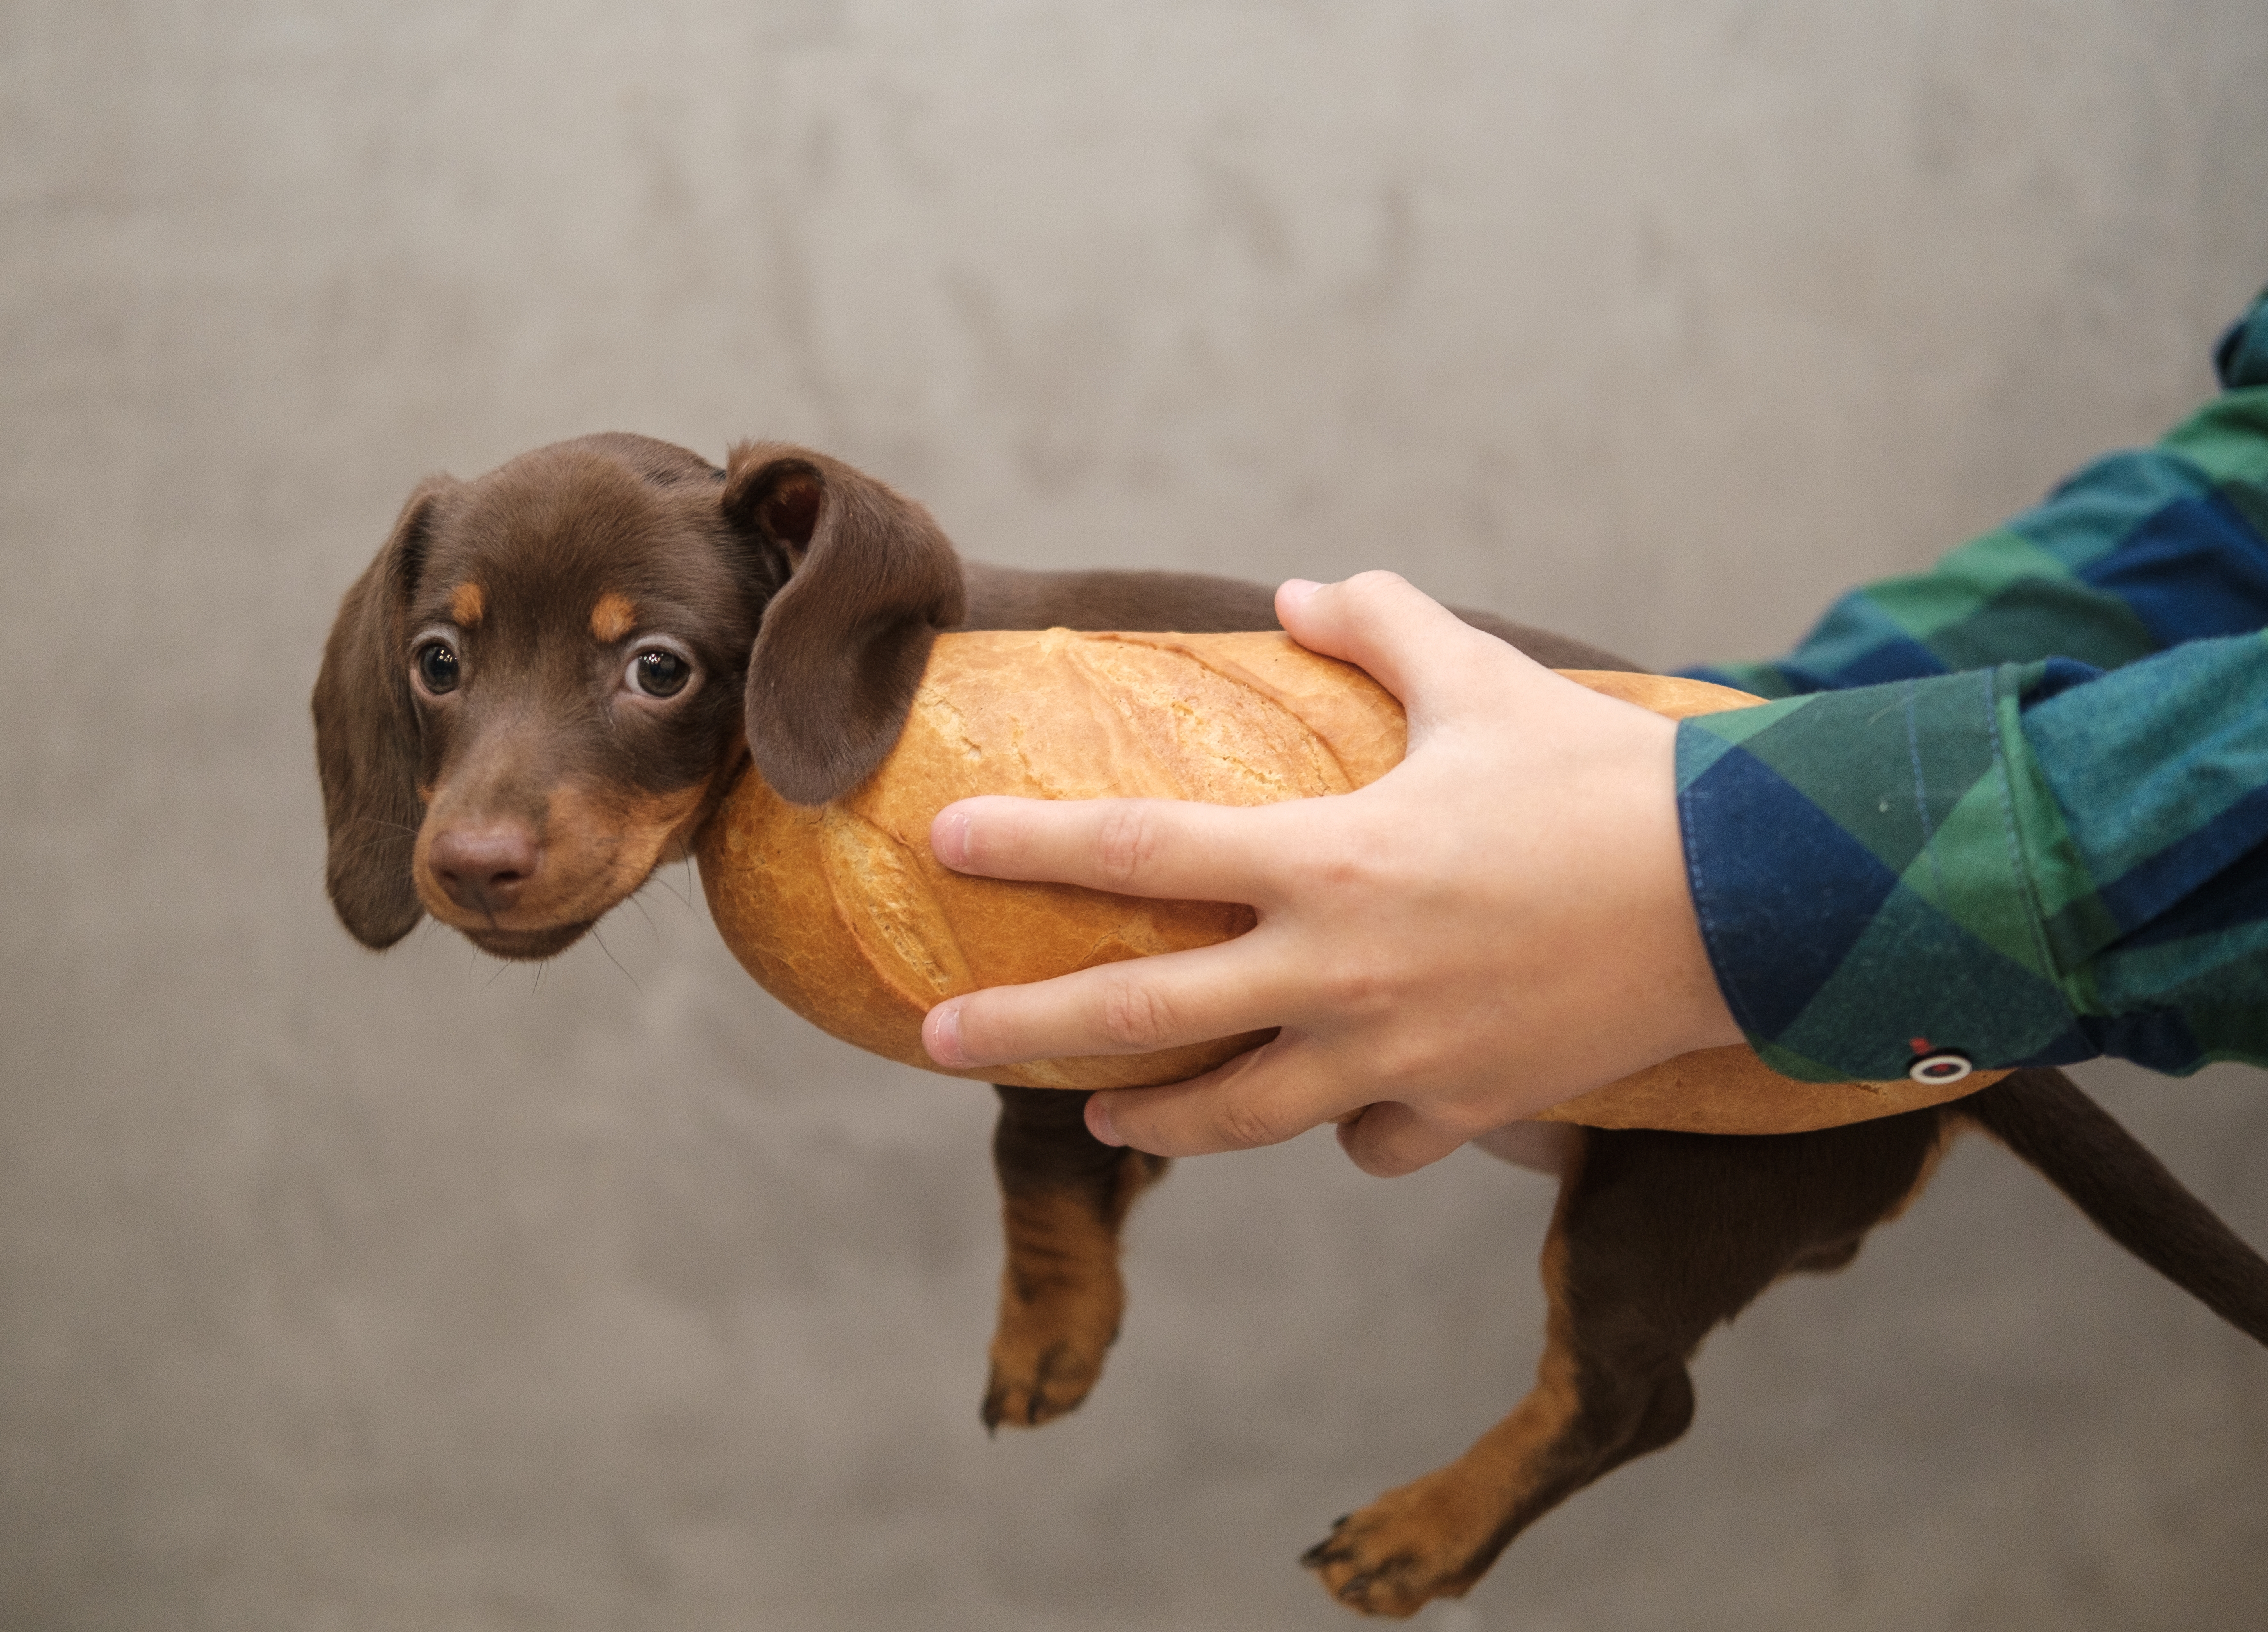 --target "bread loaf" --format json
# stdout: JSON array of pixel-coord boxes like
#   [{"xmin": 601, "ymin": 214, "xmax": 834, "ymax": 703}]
[{"xmin": 697, "ymin": 629, "xmax": 2000, "ymax": 1133}]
